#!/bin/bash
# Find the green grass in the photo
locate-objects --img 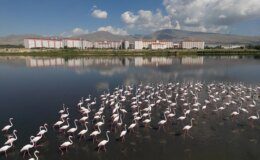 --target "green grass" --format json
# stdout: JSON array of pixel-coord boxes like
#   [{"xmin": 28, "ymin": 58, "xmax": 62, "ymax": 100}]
[{"xmin": 1, "ymin": 49, "xmax": 260, "ymax": 58}]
